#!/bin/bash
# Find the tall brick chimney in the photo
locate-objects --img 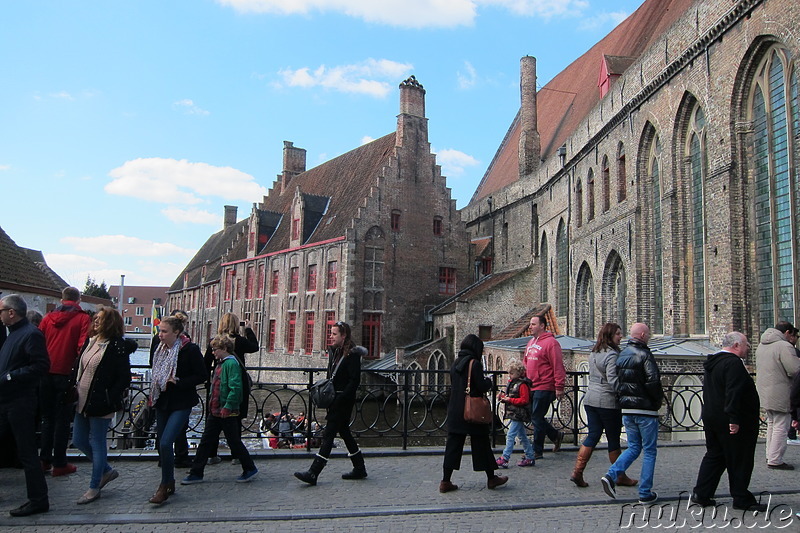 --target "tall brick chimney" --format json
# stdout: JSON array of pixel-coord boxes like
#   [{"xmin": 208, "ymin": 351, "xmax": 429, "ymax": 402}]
[
  {"xmin": 397, "ymin": 75, "xmax": 428, "ymax": 149},
  {"xmin": 223, "ymin": 205, "xmax": 237, "ymax": 229},
  {"xmin": 281, "ymin": 141, "xmax": 306, "ymax": 194},
  {"xmin": 519, "ymin": 56, "xmax": 541, "ymax": 177}
]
